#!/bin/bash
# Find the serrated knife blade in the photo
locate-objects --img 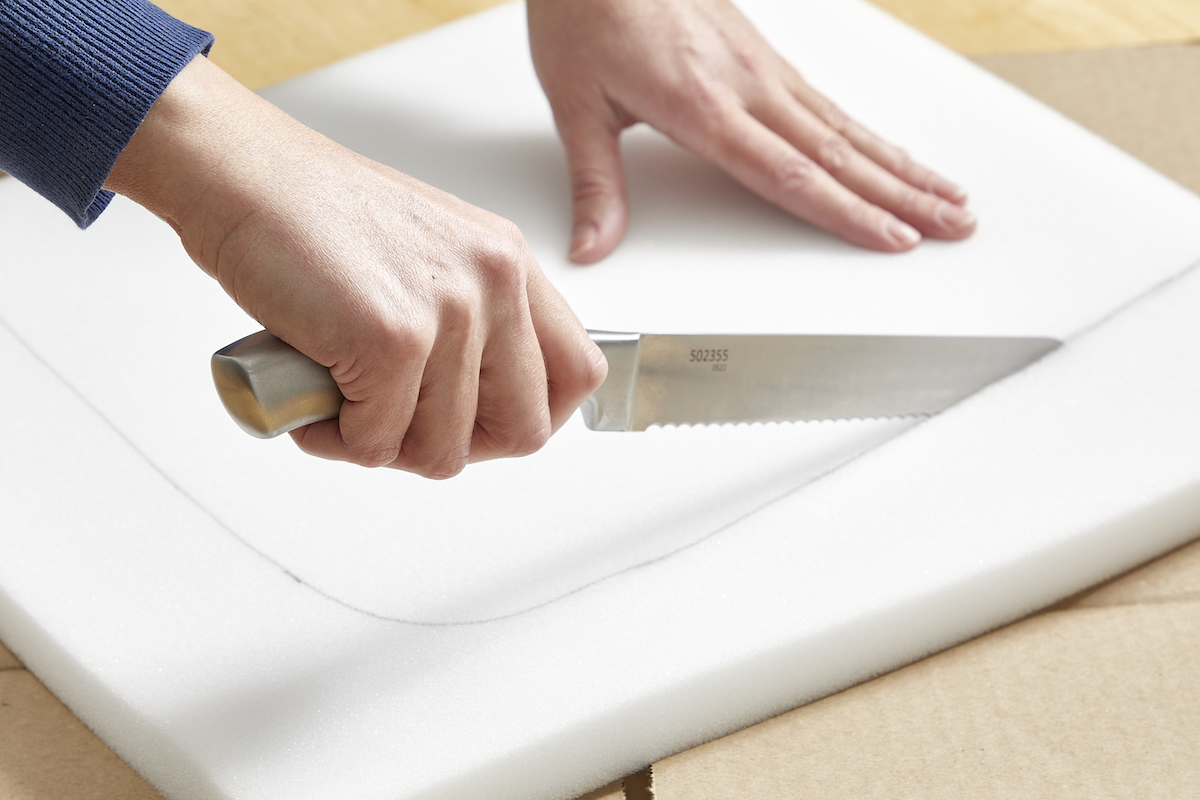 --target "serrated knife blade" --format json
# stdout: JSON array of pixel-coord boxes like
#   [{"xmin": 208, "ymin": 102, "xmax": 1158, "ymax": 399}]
[
  {"xmin": 211, "ymin": 329, "xmax": 1059, "ymax": 438},
  {"xmin": 582, "ymin": 331, "xmax": 1060, "ymax": 431}
]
